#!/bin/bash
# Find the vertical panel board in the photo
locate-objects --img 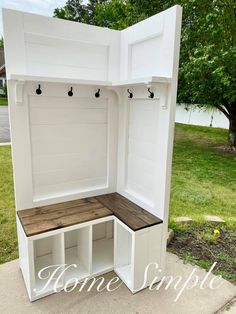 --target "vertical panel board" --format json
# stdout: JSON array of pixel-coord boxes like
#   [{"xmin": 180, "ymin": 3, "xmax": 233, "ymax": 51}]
[
  {"xmin": 133, "ymin": 231, "xmax": 148, "ymax": 292},
  {"xmin": 27, "ymin": 84, "xmax": 110, "ymax": 201},
  {"xmin": 130, "ymin": 36, "xmax": 162, "ymax": 79},
  {"xmin": 25, "ymin": 34, "xmax": 109, "ymax": 80},
  {"xmin": 2, "ymin": 9, "xmax": 26, "ymax": 77},
  {"xmin": 16, "ymin": 217, "xmax": 32, "ymax": 297},
  {"xmin": 120, "ymin": 12, "xmax": 164, "ymax": 80},
  {"xmin": 23, "ymin": 11, "xmax": 120, "ymax": 81},
  {"xmin": 126, "ymin": 98, "xmax": 159, "ymax": 208},
  {"xmin": 119, "ymin": 6, "xmax": 180, "ymax": 80}
]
